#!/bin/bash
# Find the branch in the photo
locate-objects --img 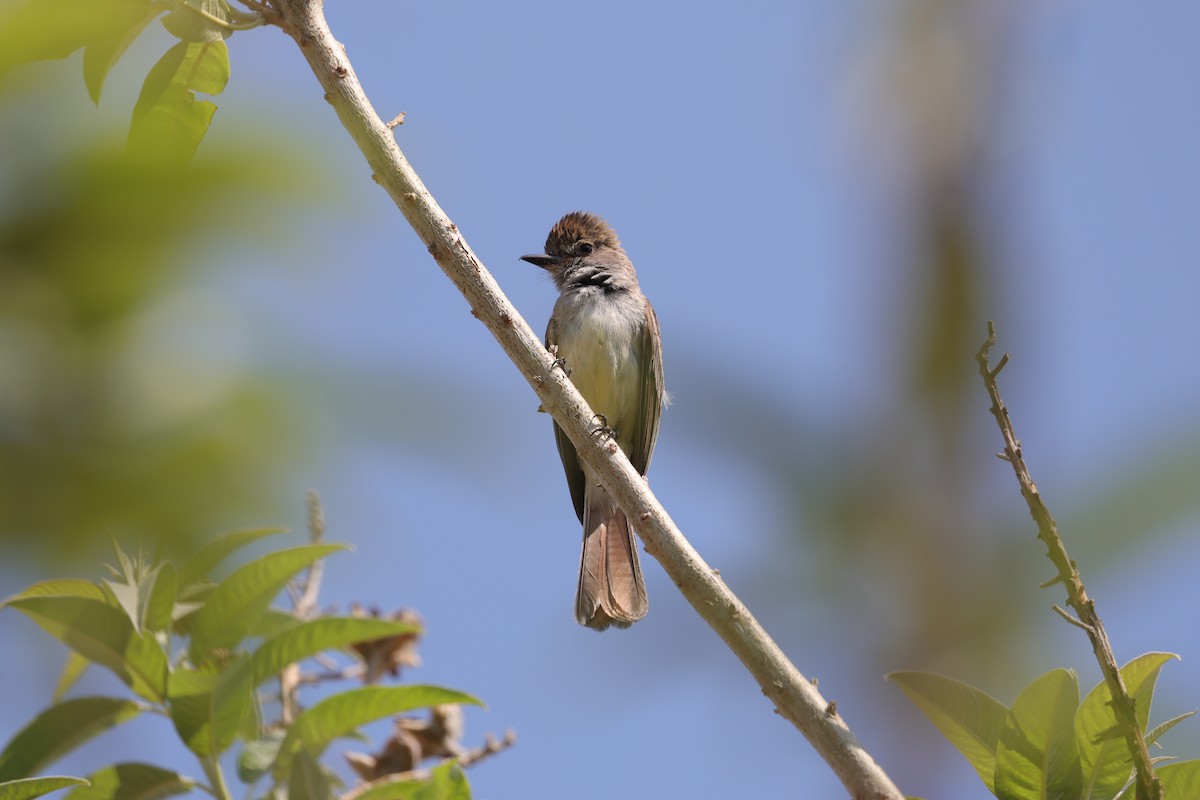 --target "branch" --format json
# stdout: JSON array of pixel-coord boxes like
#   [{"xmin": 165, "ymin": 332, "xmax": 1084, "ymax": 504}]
[
  {"xmin": 976, "ymin": 321, "xmax": 1161, "ymax": 800},
  {"xmin": 280, "ymin": 490, "xmax": 328, "ymax": 724},
  {"xmin": 268, "ymin": 2, "xmax": 903, "ymax": 796}
]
